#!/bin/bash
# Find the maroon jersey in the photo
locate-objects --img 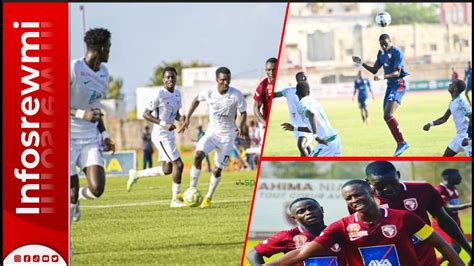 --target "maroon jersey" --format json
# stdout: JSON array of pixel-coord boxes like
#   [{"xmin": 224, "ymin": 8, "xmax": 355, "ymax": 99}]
[
  {"xmin": 253, "ymin": 77, "xmax": 272, "ymax": 120},
  {"xmin": 435, "ymin": 183, "xmax": 461, "ymax": 225},
  {"xmin": 316, "ymin": 208, "xmax": 434, "ymax": 266},
  {"xmin": 373, "ymin": 182, "xmax": 443, "ymax": 266},
  {"xmin": 254, "ymin": 226, "xmax": 345, "ymax": 266}
]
